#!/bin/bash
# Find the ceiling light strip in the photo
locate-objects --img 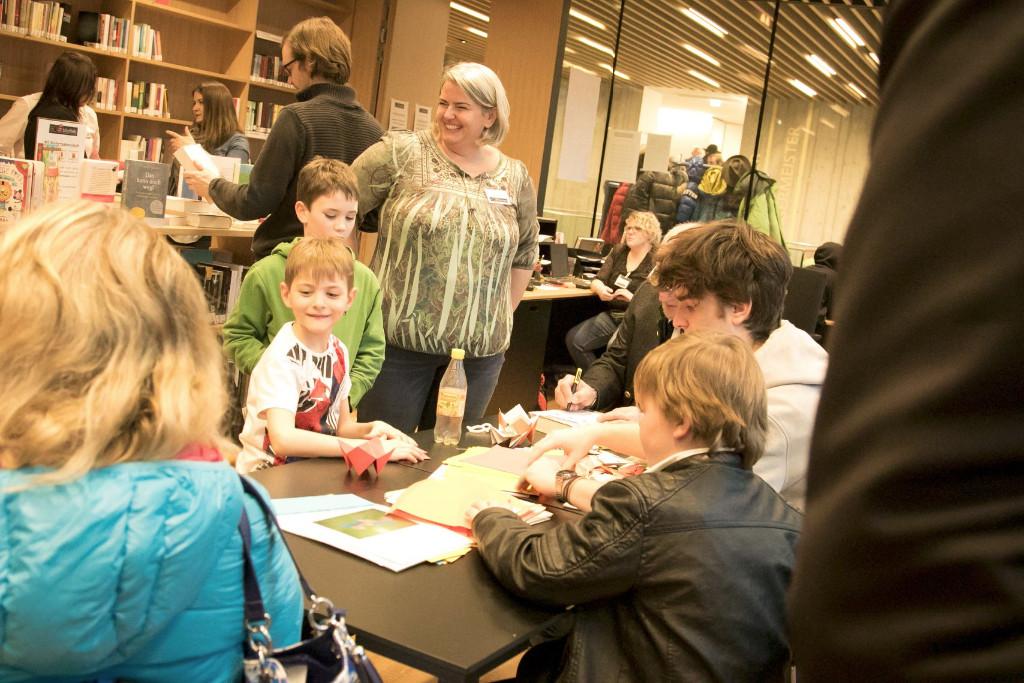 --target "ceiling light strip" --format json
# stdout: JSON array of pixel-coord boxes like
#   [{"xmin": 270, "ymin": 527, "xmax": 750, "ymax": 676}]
[
  {"xmin": 449, "ymin": 2, "xmax": 489, "ymax": 23},
  {"xmin": 680, "ymin": 7, "xmax": 727, "ymax": 38},
  {"xmin": 569, "ymin": 8, "xmax": 605, "ymax": 30}
]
